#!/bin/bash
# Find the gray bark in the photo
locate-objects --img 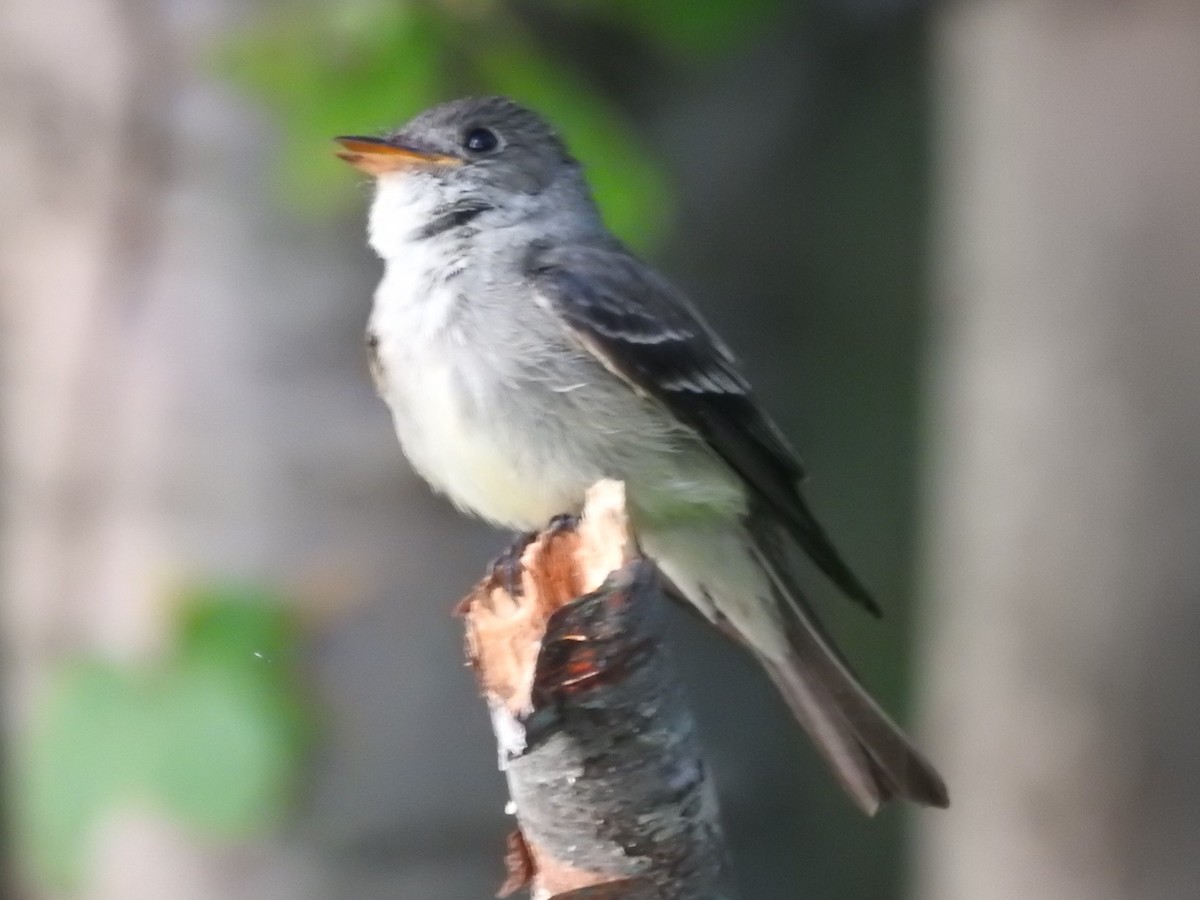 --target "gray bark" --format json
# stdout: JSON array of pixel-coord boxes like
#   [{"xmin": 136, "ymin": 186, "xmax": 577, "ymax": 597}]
[
  {"xmin": 919, "ymin": 4, "xmax": 1200, "ymax": 900},
  {"xmin": 461, "ymin": 483, "xmax": 734, "ymax": 900}
]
